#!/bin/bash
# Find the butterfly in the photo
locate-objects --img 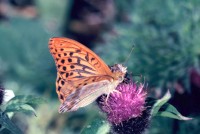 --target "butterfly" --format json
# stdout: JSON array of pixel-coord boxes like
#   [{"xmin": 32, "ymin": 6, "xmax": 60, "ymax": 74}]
[{"xmin": 49, "ymin": 37, "xmax": 127, "ymax": 113}]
